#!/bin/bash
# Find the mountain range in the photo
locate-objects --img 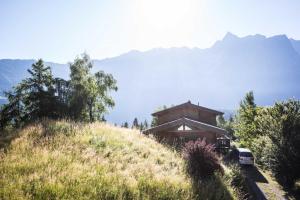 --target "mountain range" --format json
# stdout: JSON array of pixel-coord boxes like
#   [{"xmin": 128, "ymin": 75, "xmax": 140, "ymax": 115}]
[{"xmin": 1, "ymin": 32, "xmax": 300, "ymax": 124}]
